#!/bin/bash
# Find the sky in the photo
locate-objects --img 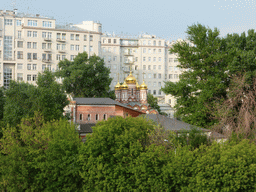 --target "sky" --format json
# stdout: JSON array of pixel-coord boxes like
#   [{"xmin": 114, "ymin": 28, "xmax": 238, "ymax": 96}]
[{"xmin": 1, "ymin": 0, "xmax": 256, "ymax": 41}]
